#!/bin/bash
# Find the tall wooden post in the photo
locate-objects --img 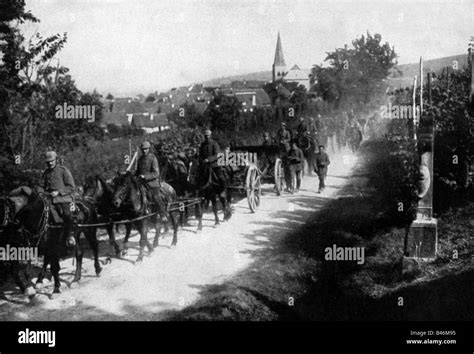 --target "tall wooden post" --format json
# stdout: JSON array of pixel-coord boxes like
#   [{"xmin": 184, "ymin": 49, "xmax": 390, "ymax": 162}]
[
  {"xmin": 412, "ymin": 76, "xmax": 418, "ymax": 140},
  {"xmin": 427, "ymin": 71, "xmax": 432, "ymax": 106},
  {"xmin": 407, "ymin": 57, "xmax": 438, "ymax": 260},
  {"xmin": 471, "ymin": 48, "xmax": 474, "ymax": 102},
  {"xmin": 419, "ymin": 57, "xmax": 423, "ymax": 116}
]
